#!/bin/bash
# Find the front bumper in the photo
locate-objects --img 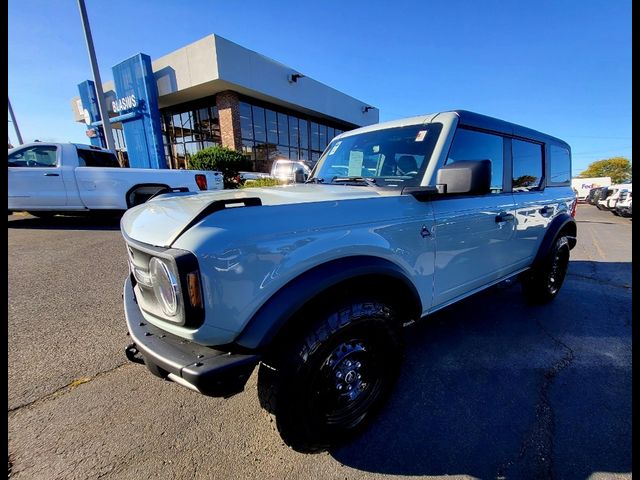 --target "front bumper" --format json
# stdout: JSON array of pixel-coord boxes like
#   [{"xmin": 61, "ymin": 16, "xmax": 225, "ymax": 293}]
[{"xmin": 123, "ymin": 277, "xmax": 260, "ymax": 398}]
